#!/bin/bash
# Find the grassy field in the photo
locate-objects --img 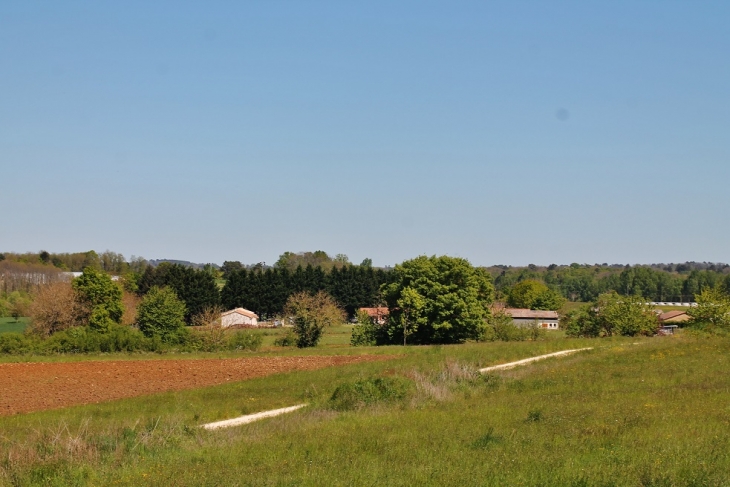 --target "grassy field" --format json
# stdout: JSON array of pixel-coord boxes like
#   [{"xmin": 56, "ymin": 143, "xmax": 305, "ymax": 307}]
[
  {"xmin": 0, "ymin": 317, "xmax": 28, "ymax": 335},
  {"xmin": 248, "ymin": 324, "xmax": 355, "ymax": 347},
  {"xmin": 2, "ymin": 332, "xmax": 729, "ymax": 486},
  {"xmin": 653, "ymin": 305, "xmax": 695, "ymax": 312}
]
